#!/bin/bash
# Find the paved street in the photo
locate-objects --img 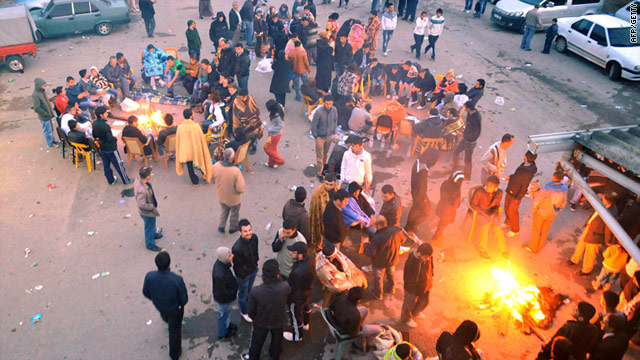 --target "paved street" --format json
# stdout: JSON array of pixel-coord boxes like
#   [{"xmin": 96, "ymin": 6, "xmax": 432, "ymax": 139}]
[{"xmin": 1, "ymin": 0, "xmax": 639, "ymax": 359}]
